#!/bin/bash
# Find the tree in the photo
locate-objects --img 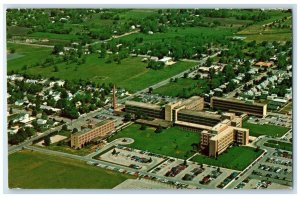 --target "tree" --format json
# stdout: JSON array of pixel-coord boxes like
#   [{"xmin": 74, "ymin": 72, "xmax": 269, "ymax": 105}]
[
  {"xmin": 54, "ymin": 65, "xmax": 59, "ymax": 72},
  {"xmin": 52, "ymin": 44, "xmax": 64, "ymax": 55},
  {"xmin": 62, "ymin": 124, "xmax": 68, "ymax": 131},
  {"xmin": 72, "ymin": 128, "xmax": 78, "ymax": 133},
  {"xmin": 124, "ymin": 113, "xmax": 132, "ymax": 122},
  {"xmin": 10, "ymin": 48, "xmax": 16, "ymax": 53},
  {"xmin": 148, "ymin": 87, "xmax": 153, "ymax": 93},
  {"xmin": 44, "ymin": 136, "xmax": 51, "ymax": 146},
  {"xmin": 112, "ymin": 149, "xmax": 117, "ymax": 155},
  {"xmin": 255, "ymin": 146, "xmax": 260, "ymax": 152},
  {"xmin": 155, "ymin": 125, "xmax": 162, "ymax": 133},
  {"xmin": 183, "ymin": 72, "xmax": 189, "ymax": 78},
  {"xmin": 140, "ymin": 124, "xmax": 147, "ymax": 130}
]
